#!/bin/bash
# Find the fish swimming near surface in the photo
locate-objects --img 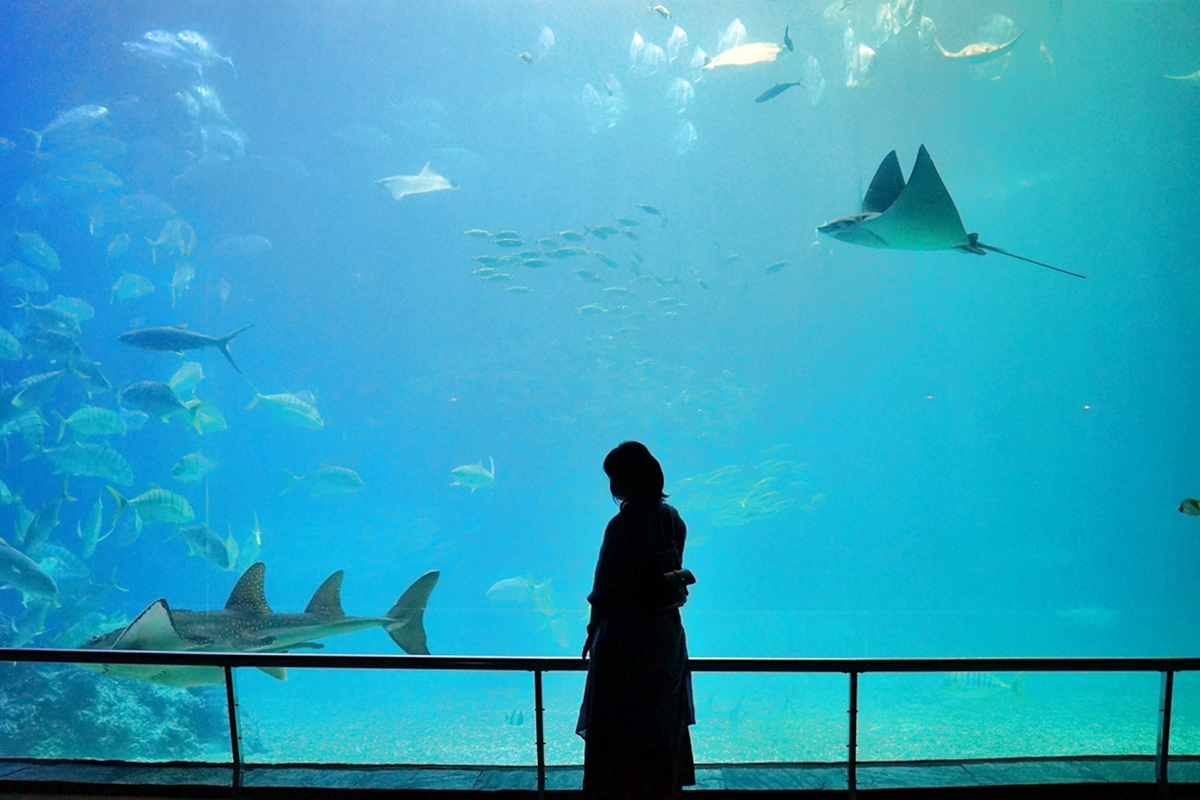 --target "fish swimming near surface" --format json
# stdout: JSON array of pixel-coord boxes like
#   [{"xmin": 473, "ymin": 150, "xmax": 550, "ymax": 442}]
[
  {"xmin": 943, "ymin": 671, "xmax": 1026, "ymax": 701},
  {"xmin": 1180, "ymin": 498, "xmax": 1200, "ymax": 516},
  {"xmin": 921, "ymin": 17, "xmax": 1024, "ymax": 64},
  {"xmin": 81, "ymin": 562, "xmax": 440, "ymax": 686},
  {"xmin": 1165, "ymin": 69, "xmax": 1200, "ymax": 87},
  {"xmin": 703, "ymin": 42, "xmax": 783, "ymax": 69},
  {"xmin": 451, "ymin": 457, "xmax": 495, "ymax": 493},
  {"xmin": 282, "ymin": 465, "xmax": 364, "ymax": 496},
  {"xmin": 375, "ymin": 163, "xmax": 456, "ymax": 200},
  {"xmin": 0, "ymin": 537, "xmax": 58, "ymax": 603},
  {"xmin": 246, "ymin": 385, "xmax": 324, "ymax": 429},
  {"xmin": 817, "ymin": 145, "xmax": 1085, "ymax": 278},
  {"xmin": 783, "ymin": 25, "xmax": 794, "ymax": 52},
  {"xmin": 755, "ymin": 81, "xmax": 804, "ymax": 103},
  {"xmin": 118, "ymin": 324, "xmax": 253, "ymax": 374}
]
